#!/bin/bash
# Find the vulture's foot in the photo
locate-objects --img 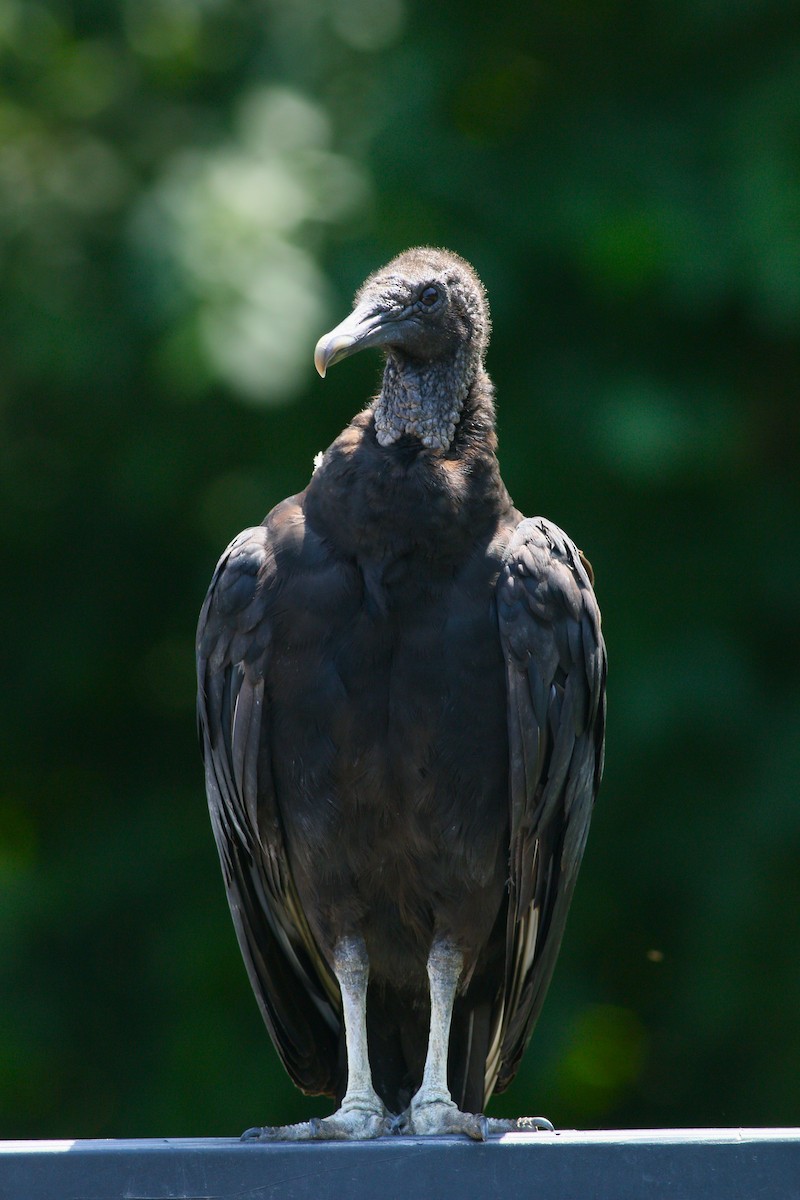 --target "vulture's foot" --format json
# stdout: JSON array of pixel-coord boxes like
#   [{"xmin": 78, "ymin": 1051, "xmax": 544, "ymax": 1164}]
[
  {"xmin": 395, "ymin": 1097, "xmax": 489, "ymax": 1141},
  {"xmin": 242, "ymin": 1093, "xmax": 390, "ymax": 1142},
  {"xmin": 392, "ymin": 1101, "xmax": 556, "ymax": 1140}
]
